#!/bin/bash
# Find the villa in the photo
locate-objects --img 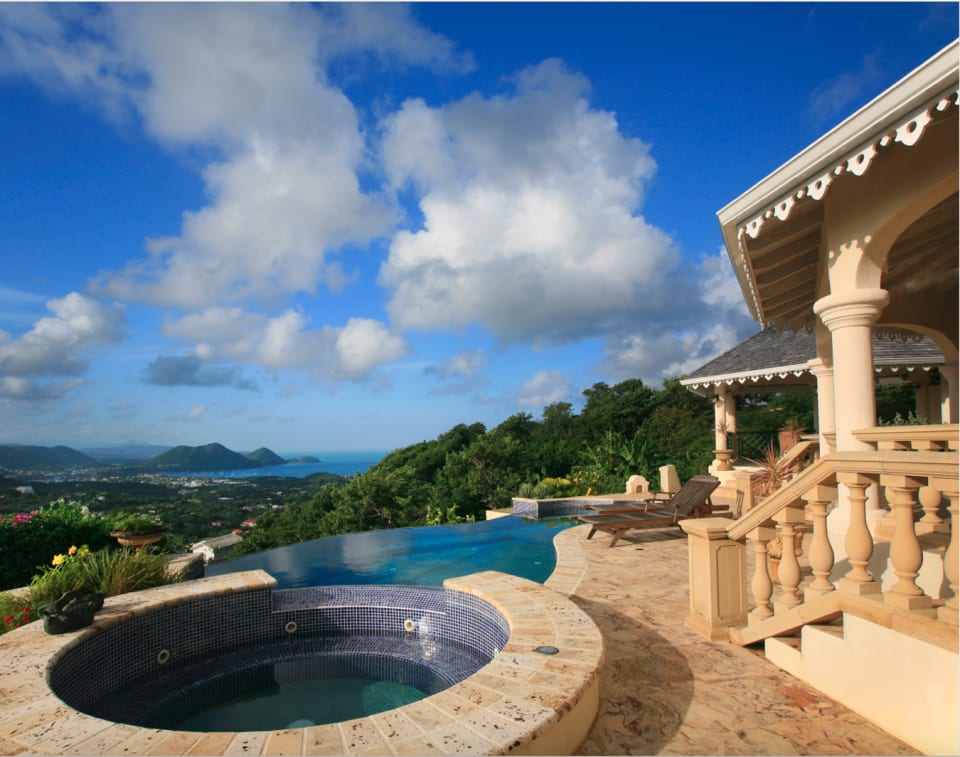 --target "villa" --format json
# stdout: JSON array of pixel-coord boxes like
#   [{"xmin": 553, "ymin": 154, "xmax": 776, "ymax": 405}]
[
  {"xmin": 679, "ymin": 39, "xmax": 958, "ymax": 755},
  {"xmin": 0, "ymin": 40, "xmax": 956, "ymax": 757}
]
